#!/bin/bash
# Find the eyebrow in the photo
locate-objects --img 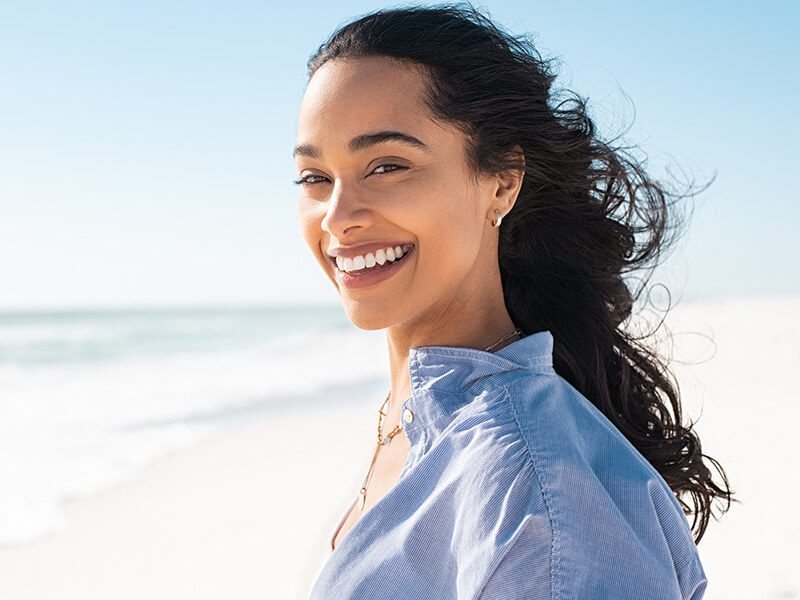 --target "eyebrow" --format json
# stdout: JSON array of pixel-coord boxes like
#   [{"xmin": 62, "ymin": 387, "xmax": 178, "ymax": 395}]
[{"xmin": 292, "ymin": 130, "xmax": 430, "ymax": 159}]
